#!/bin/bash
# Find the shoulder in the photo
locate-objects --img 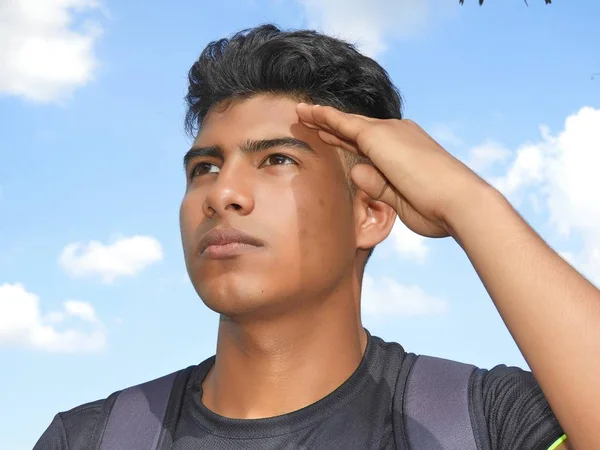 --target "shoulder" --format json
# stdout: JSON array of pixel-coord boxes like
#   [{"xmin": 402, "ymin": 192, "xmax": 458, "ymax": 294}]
[
  {"xmin": 473, "ymin": 364, "xmax": 565, "ymax": 450},
  {"xmin": 476, "ymin": 363, "xmax": 552, "ymax": 421},
  {"xmin": 33, "ymin": 365, "xmax": 198, "ymax": 450},
  {"xmin": 381, "ymin": 343, "xmax": 566, "ymax": 450},
  {"xmin": 367, "ymin": 334, "xmax": 409, "ymax": 368},
  {"xmin": 33, "ymin": 395, "xmax": 115, "ymax": 450}
]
